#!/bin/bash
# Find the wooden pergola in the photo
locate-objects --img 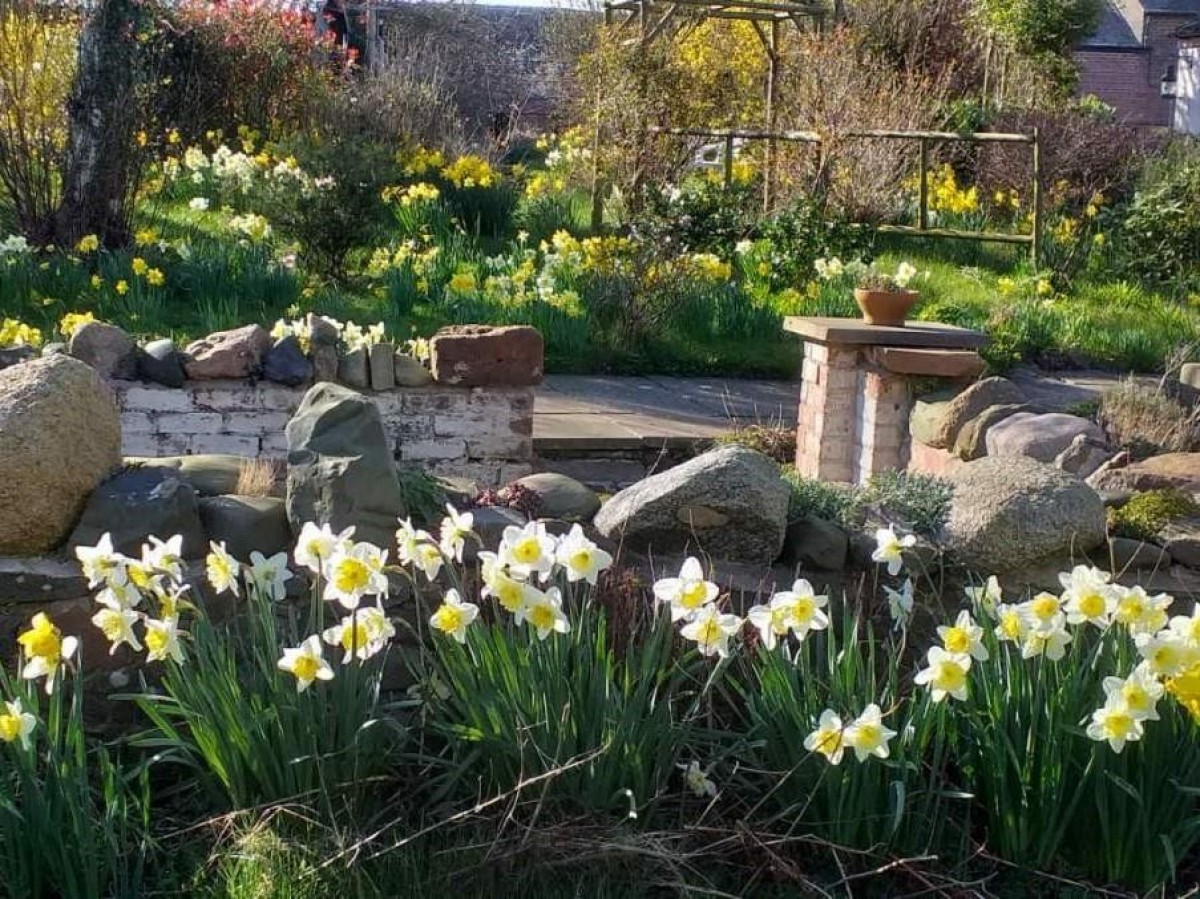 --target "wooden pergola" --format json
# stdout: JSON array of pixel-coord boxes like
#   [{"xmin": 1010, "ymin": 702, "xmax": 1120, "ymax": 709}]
[{"xmin": 593, "ymin": 0, "xmax": 830, "ymax": 219}]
